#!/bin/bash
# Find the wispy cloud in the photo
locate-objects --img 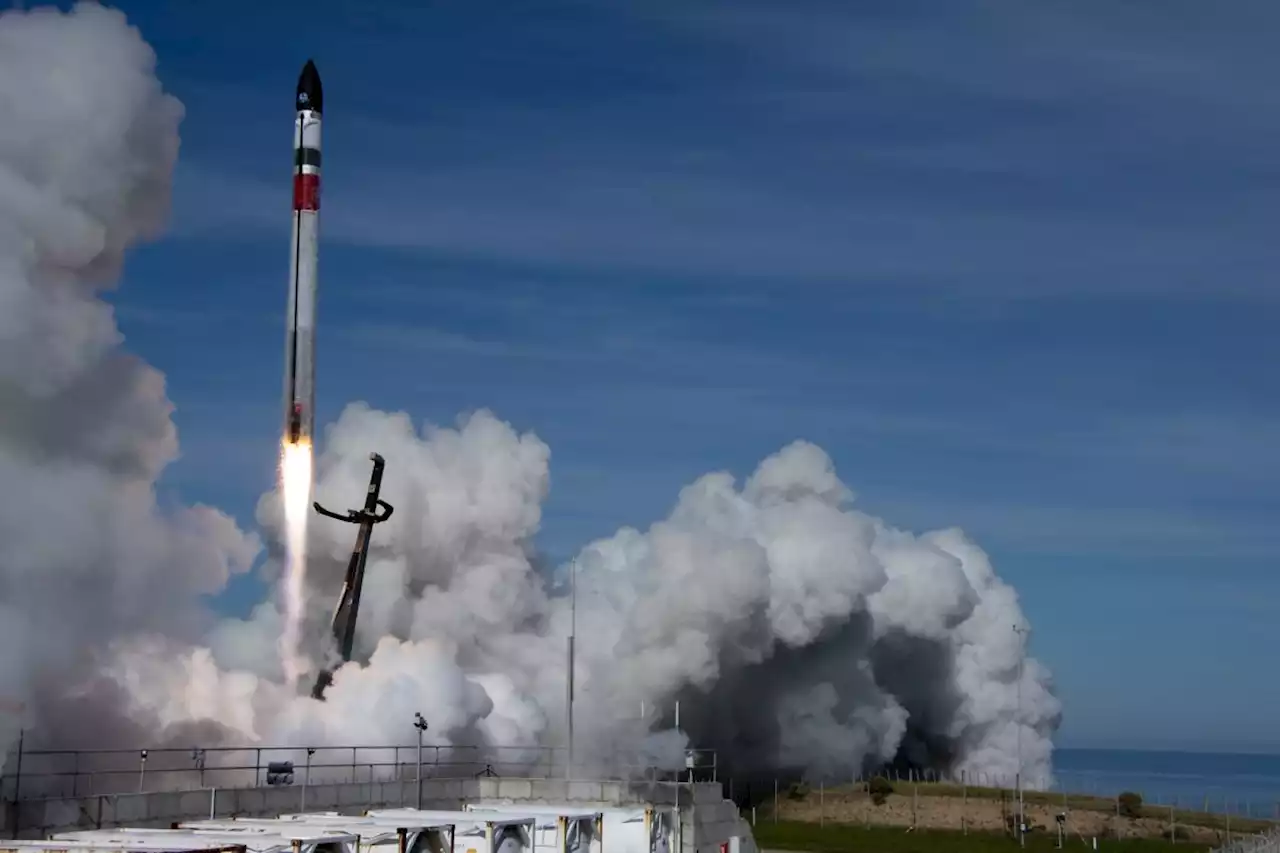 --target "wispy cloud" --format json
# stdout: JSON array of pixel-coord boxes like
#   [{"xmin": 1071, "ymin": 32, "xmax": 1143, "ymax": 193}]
[
  {"xmin": 809, "ymin": 407, "xmax": 1280, "ymax": 487},
  {"xmin": 171, "ymin": 152, "xmax": 1279, "ymax": 303},
  {"xmin": 167, "ymin": 0, "xmax": 1280, "ymax": 303},
  {"xmin": 863, "ymin": 495, "xmax": 1280, "ymax": 559},
  {"xmin": 333, "ymin": 324, "xmax": 550, "ymax": 360},
  {"xmin": 167, "ymin": 162, "xmax": 278, "ymax": 238}
]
